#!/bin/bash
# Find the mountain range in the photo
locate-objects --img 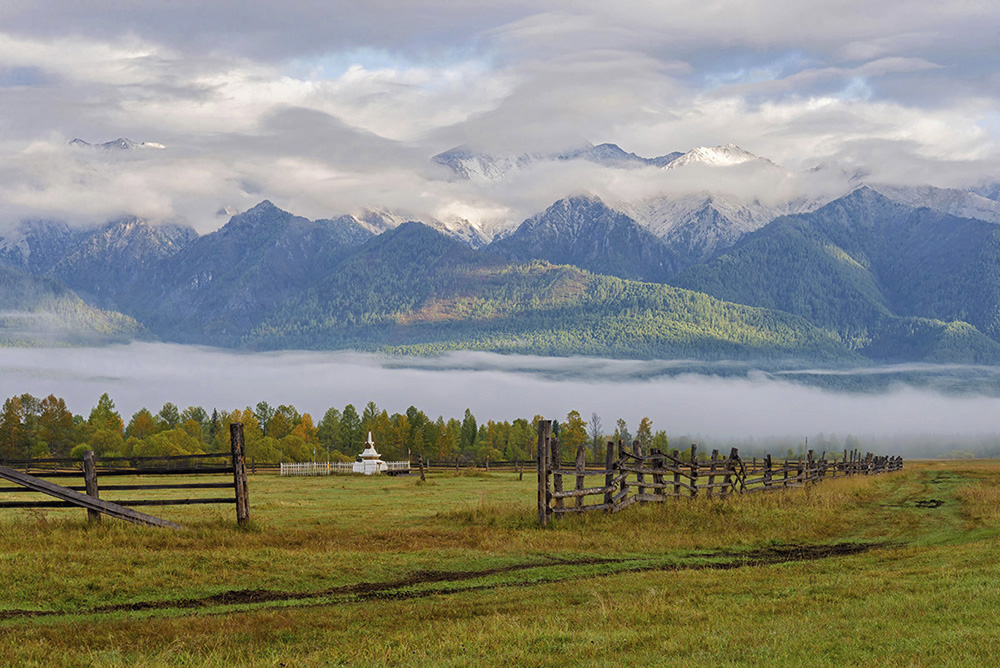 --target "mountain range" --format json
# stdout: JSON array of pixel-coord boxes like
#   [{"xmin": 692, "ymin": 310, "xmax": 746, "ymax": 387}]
[{"xmin": 3, "ymin": 140, "xmax": 1000, "ymax": 368}]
